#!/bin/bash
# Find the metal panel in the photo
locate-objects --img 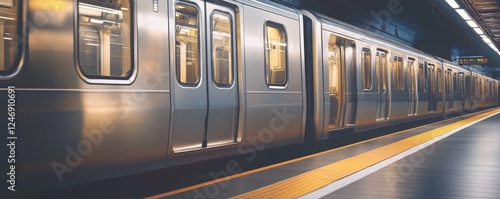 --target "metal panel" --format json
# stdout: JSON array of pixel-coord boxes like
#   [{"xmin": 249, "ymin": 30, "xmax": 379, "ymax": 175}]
[
  {"xmin": 0, "ymin": 0, "xmax": 171, "ymax": 193},
  {"xmin": 241, "ymin": 4, "xmax": 303, "ymax": 148},
  {"xmin": 301, "ymin": 10, "xmax": 327, "ymax": 140}
]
